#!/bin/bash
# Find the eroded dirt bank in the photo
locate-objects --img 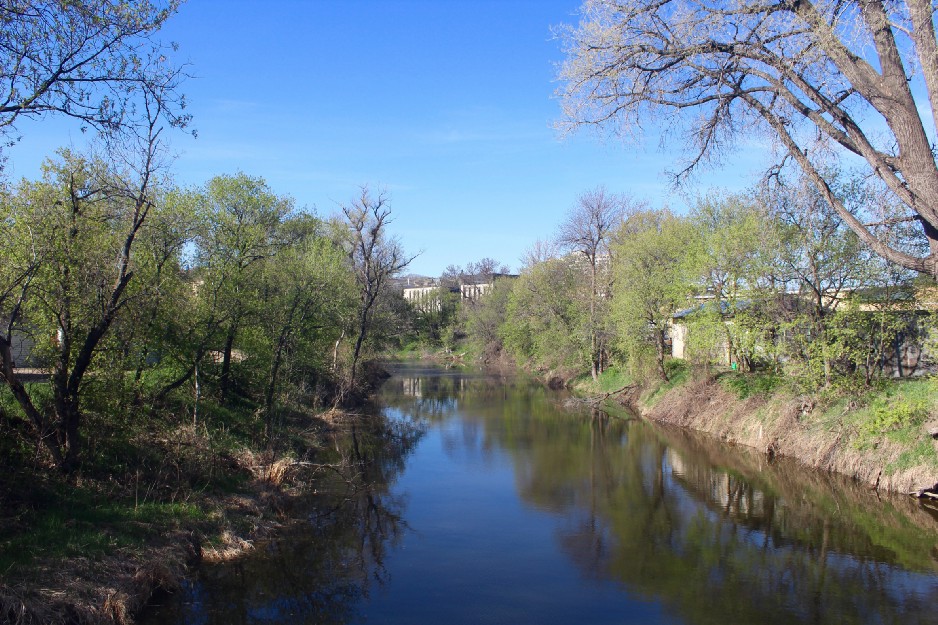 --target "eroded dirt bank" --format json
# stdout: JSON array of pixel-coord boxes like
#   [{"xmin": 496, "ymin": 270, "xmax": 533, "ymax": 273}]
[{"xmin": 622, "ymin": 376, "xmax": 938, "ymax": 496}]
